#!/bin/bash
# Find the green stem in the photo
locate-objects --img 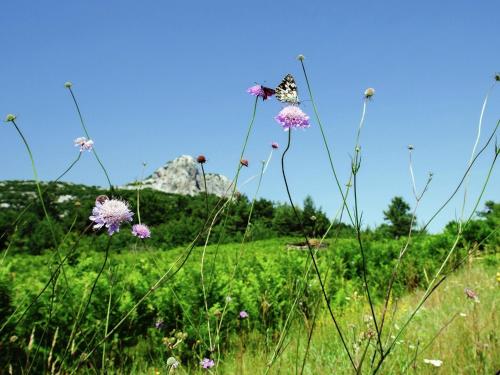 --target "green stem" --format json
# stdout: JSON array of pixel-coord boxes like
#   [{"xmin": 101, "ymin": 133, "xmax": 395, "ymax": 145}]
[
  {"xmin": 281, "ymin": 129, "xmax": 356, "ymax": 372},
  {"xmin": 299, "ymin": 60, "xmax": 355, "ymax": 226},
  {"xmin": 68, "ymin": 87, "xmax": 113, "ymax": 190}
]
